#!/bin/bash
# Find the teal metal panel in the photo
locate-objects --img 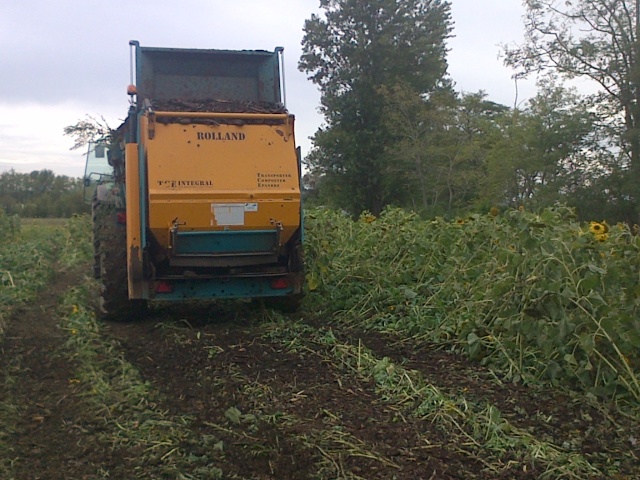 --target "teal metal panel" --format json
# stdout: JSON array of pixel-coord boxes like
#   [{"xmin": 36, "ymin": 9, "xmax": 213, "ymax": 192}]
[
  {"xmin": 175, "ymin": 230, "xmax": 277, "ymax": 255},
  {"xmin": 154, "ymin": 276, "xmax": 293, "ymax": 301}
]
